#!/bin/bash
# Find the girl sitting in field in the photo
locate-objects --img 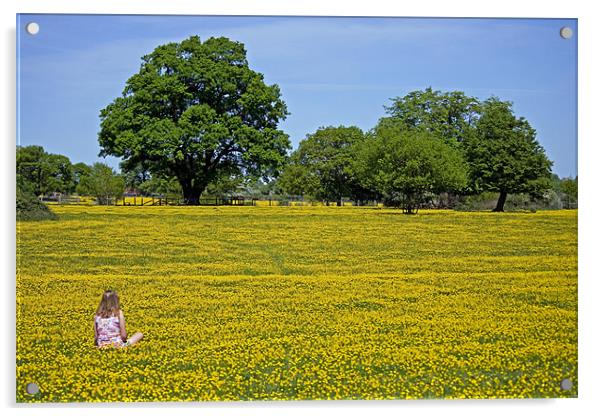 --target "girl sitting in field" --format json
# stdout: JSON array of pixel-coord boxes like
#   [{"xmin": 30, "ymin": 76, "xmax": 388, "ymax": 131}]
[{"xmin": 94, "ymin": 290, "xmax": 143, "ymax": 348}]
